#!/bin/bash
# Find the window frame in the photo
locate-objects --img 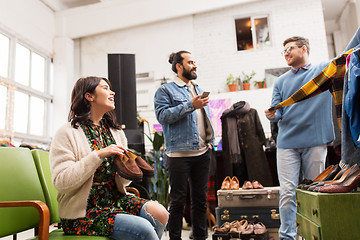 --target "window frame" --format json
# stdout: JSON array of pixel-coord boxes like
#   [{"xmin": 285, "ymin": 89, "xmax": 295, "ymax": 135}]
[
  {"xmin": 234, "ymin": 14, "xmax": 272, "ymax": 52},
  {"xmin": 0, "ymin": 28, "xmax": 52, "ymax": 145}
]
